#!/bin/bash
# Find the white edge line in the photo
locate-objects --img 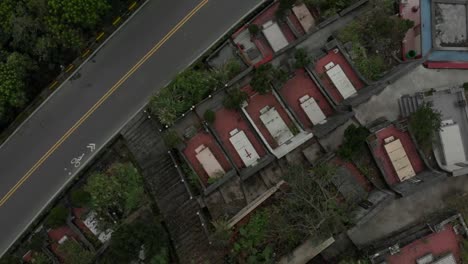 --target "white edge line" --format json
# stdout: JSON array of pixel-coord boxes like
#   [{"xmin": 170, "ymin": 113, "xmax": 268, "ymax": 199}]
[
  {"xmin": 0, "ymin": 1, "xmax": 151, "ymax": 152},
  {"xmin": 0, "ymin": 0, "xmax": 268, "ymax": 257}
]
